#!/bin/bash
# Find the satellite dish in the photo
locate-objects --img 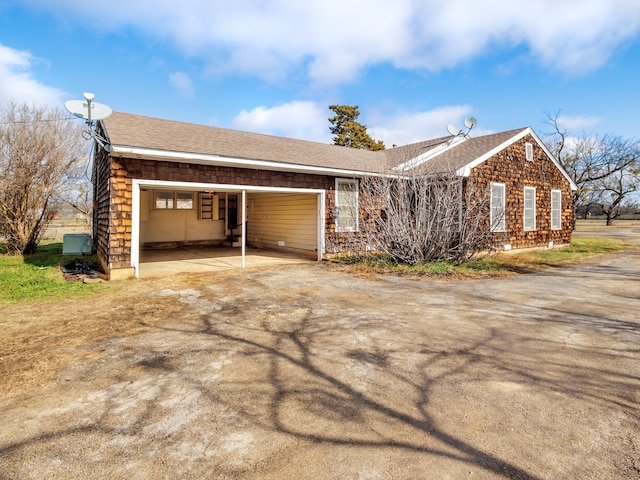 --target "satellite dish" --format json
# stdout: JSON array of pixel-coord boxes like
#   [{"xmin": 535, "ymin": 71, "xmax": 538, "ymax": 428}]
[
  {"xmin": 64, "ymin": 99, "xmax": 112, "ymax": 121},
  {"xmin": 447, "ymin": 124, "xmax": 461, "ymax": 136},
  {"xmin": 65, "ymin": 92, "xmax": 113, "ymax": 153},
  {"xmin": 464, "ymin": 117, "xmax": 477, "ymax": 129}
]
